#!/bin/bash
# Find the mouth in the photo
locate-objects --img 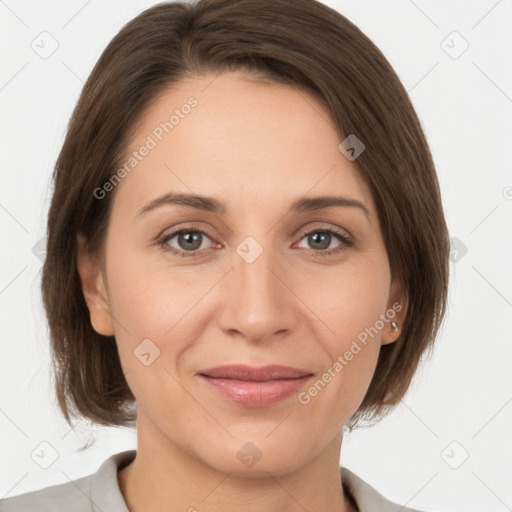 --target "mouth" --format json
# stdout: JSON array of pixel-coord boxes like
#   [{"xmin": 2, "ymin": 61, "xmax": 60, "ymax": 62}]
[
  {"xmin": 197, "ymin": 364, "xmax": 314, "ymax": 407},
  {"xmin": 198, "ymin": 364, "xmax": 313, "ymax": 380}
]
